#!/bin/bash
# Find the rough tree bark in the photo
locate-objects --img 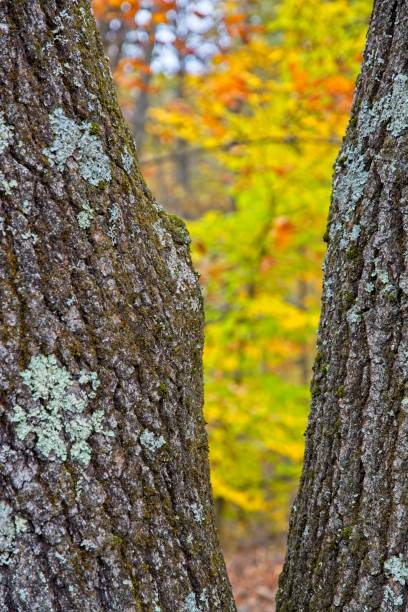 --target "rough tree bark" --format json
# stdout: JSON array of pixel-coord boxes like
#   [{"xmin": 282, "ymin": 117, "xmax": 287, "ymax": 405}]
[
  {"xmin": 276, "ymin": 1, "xmax": 408, "ymax": 610},
  {"xmin": 0, "ymin": 2, "xmax": 235, "ymax": 611}
]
